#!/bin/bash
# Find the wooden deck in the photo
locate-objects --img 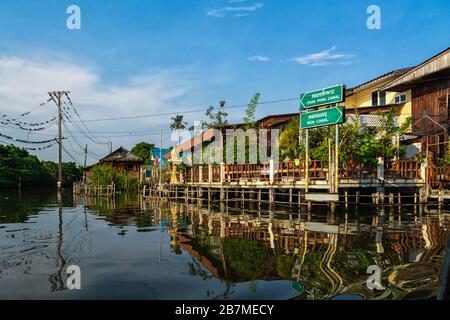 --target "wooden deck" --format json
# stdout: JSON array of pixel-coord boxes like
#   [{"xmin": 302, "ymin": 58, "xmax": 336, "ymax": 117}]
[{"xmin": 171, "ymin": 160, "xmax": 424, "ymax": 190}]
